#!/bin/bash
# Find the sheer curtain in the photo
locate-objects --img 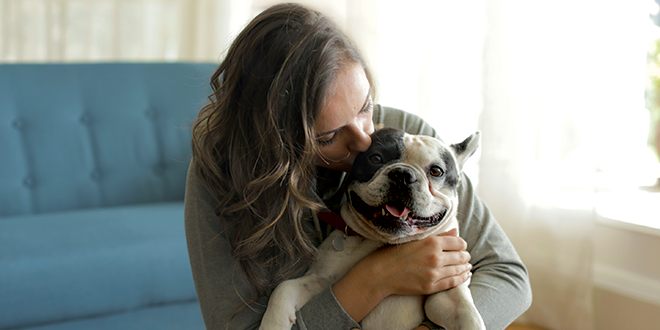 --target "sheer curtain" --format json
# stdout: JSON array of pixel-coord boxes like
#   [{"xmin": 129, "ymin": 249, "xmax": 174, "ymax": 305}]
[
  {"xmin": 1, "ymin": 1, "xmax": 653, "ymax": 329},
  {"xmin": 477, "ymin": 1, "xmax": 649, "ymax": 329},
  {"xmin": 0, "ymin": 0, "xmax": 250, "ymax": 62},
  {"xmin": 351, "ymin": 3, "xmax": 648, "ymax": 329}
]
